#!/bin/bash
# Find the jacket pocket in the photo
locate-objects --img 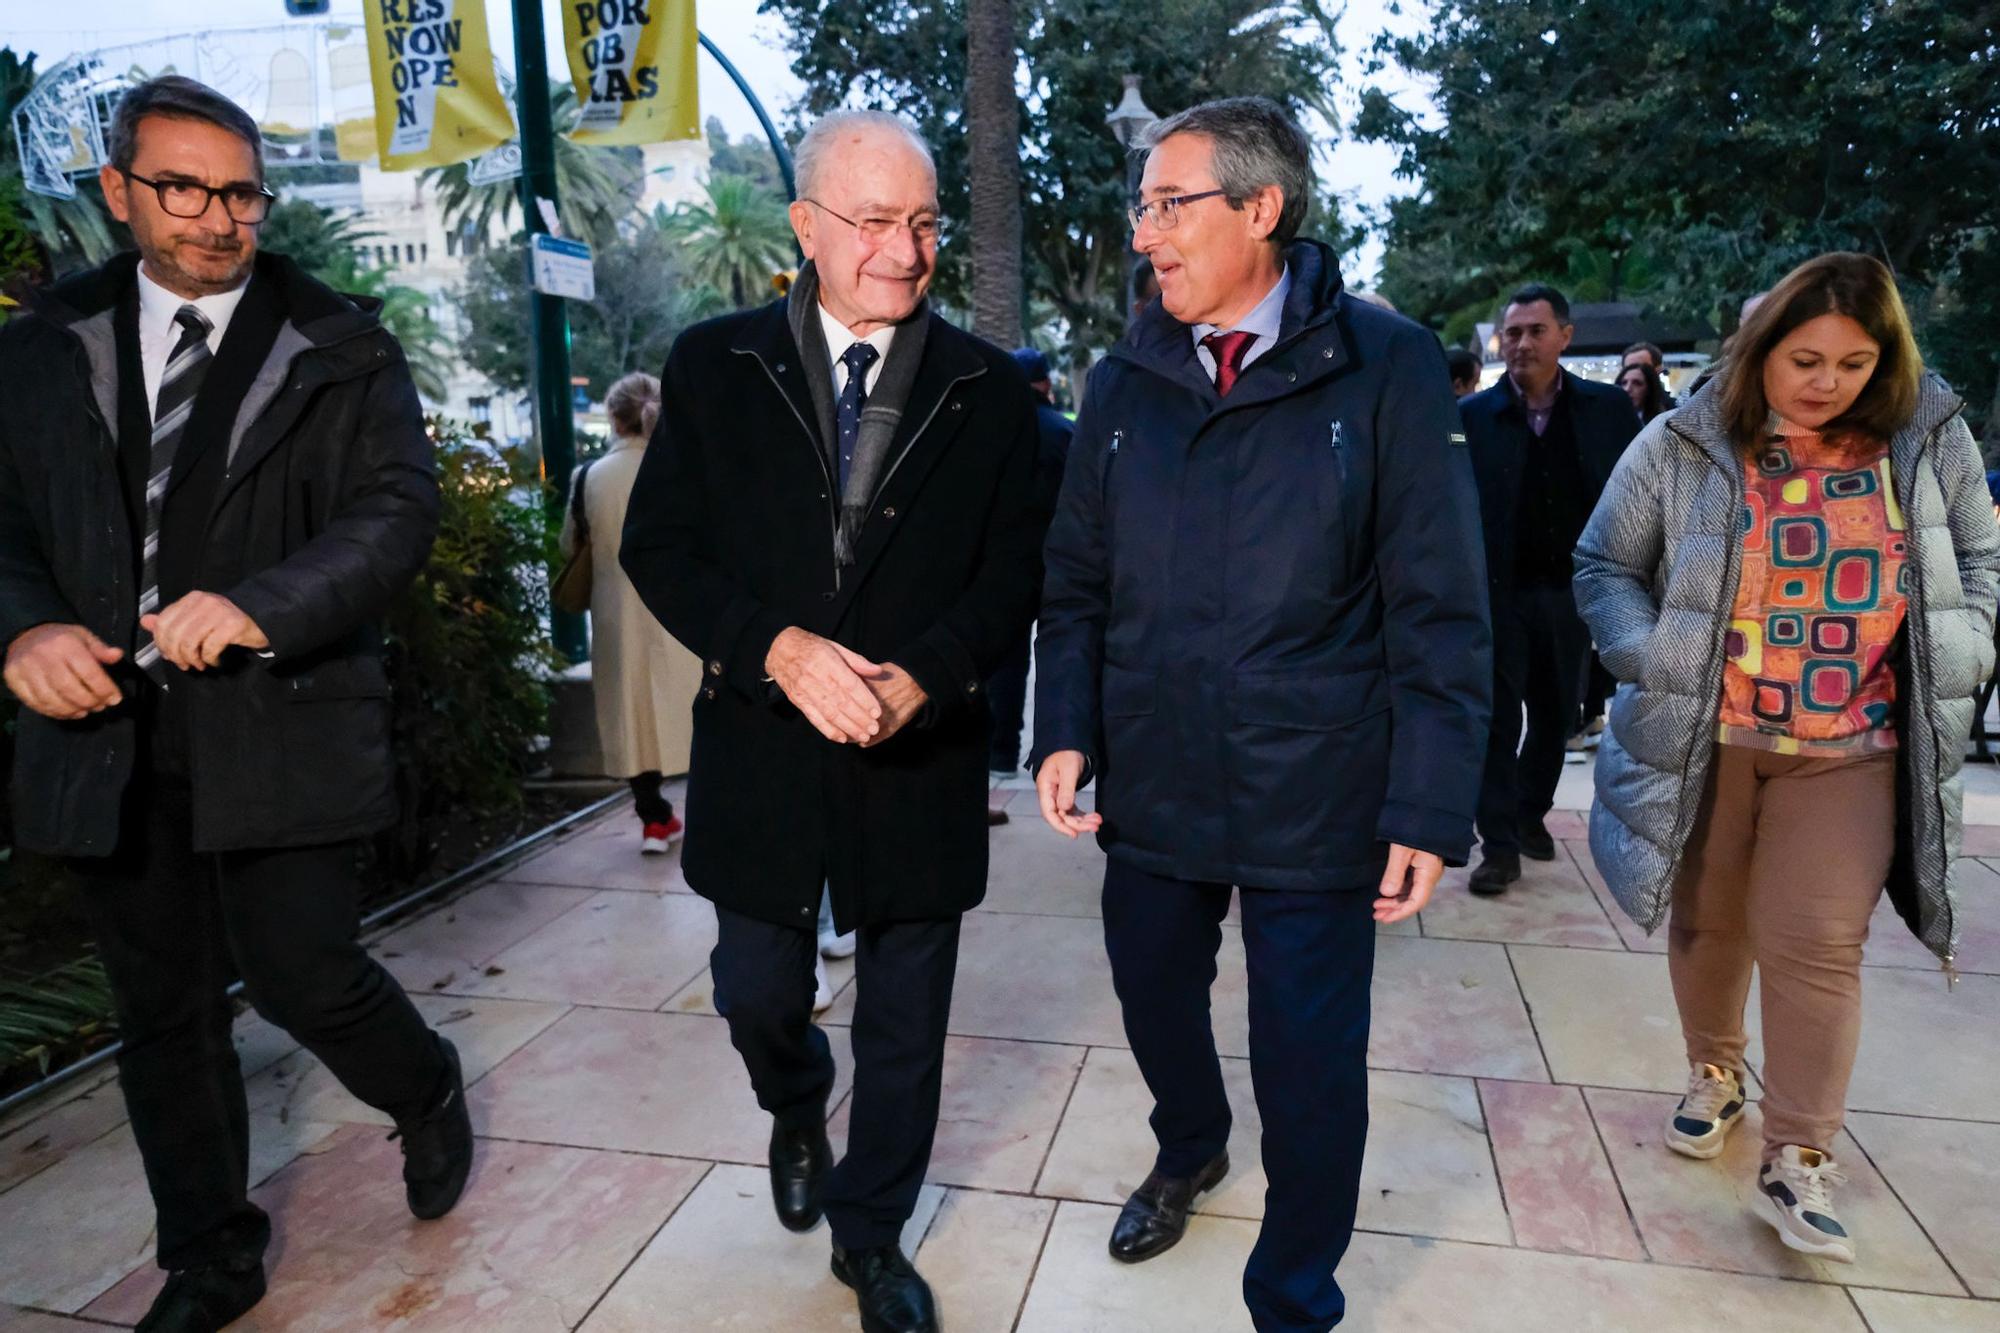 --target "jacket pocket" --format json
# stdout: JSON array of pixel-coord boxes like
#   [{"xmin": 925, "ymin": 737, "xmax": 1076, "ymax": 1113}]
[
  {"xmin": 1102, "ymin": 662, "xmax": 1156, "ymax": 717},
  {"xmin": 1229, "ymin": 667, "xmax": 1388, "ymax": 730},
  {"xmin": 1226, "ymin": 667, "xmax": 1392, "ymax": 873}
]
